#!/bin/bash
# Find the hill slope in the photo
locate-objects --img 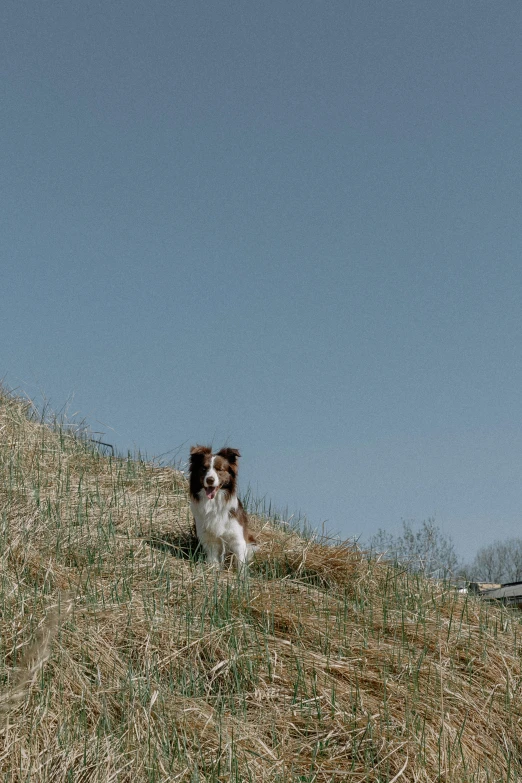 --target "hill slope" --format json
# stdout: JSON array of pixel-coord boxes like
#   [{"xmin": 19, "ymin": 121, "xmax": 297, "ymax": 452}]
[{"xmin": 0, "ymin": 388, "xmax": 521, "ymax": 782}]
